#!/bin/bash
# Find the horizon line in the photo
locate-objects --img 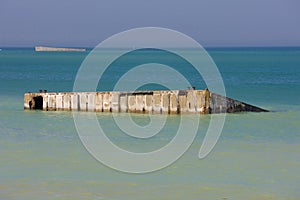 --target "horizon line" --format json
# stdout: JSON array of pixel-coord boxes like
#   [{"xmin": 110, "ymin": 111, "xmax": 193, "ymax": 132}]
[{"xmin": 1, "ymin": 45, "xmax": 300, "ymax": 49}]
